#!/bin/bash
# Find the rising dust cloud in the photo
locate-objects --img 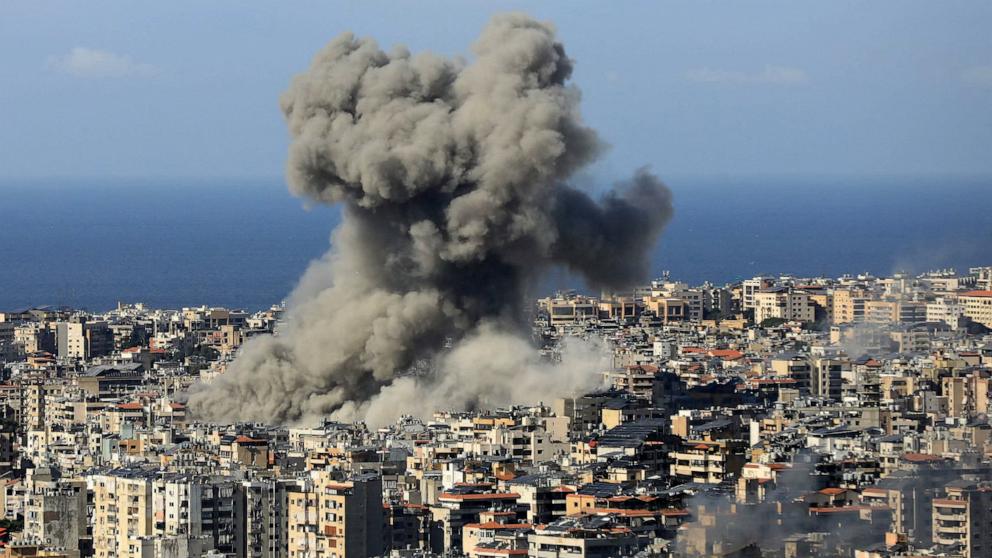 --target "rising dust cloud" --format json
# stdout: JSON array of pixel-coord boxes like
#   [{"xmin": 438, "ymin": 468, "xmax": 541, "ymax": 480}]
[{"xmin": 188, "ymin": 13, "xmax": 673, "ymax": 426}]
